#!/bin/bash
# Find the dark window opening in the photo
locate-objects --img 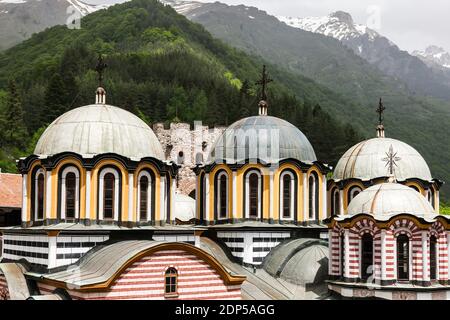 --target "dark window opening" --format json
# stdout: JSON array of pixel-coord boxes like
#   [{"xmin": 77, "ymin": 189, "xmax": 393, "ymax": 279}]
[
  {"xmin": 397, "ymin": 235, "xmax": 410, "ymax": 281},
  {"xmin": 249, "ymin": 173, "xmax": 259, "ymax": 218},
  {"xmin": 103, "ymin": 173, "xmax": 115, "ymax": 219},
  {"xmin": 219, "ymin": 175, "xmax": 227, "ymax": 219},
  {"xmin": 361, "ymin": 234, "xmax": 373, "ymax": 280},
  {"xmin": 430, "ymin": 235, "xmax": 438, "ymax": 281},
  {"xmin": 37, "ymin": 174, "xmax": 45, "ymax": 220},
  {"xmin": 65, "ymin": 172, "xmax": 76, "ymax": 219},
  {"xmin": 139, "ymin": 176, "xmax": 149, "ymax": 221},
  {"xmin": 340, "ymin": 233, "xmax": 345, "ymax": 277},
  {"xmin": 282, "ymin": 174, "xmax": 292, "ymax": 218}
]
